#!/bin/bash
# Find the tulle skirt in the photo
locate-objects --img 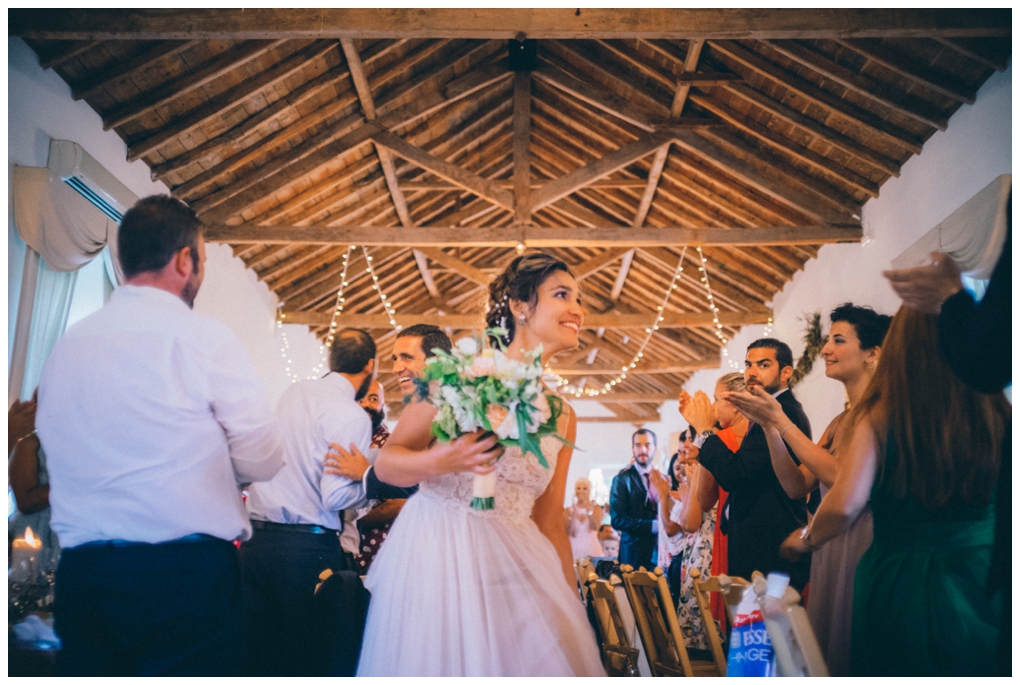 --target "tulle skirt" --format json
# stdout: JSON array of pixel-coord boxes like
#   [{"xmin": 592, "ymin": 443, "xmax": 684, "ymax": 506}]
[{"xmin": 356, "ymin": 489, "xmax": 606, "ymax": 676}]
